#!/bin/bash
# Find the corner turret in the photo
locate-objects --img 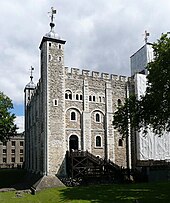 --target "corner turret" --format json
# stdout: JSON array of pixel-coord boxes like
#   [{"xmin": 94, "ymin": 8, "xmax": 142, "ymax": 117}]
[{"xmin": 24, "ymin": 66, "xmax": 36, "ymax": 105}]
